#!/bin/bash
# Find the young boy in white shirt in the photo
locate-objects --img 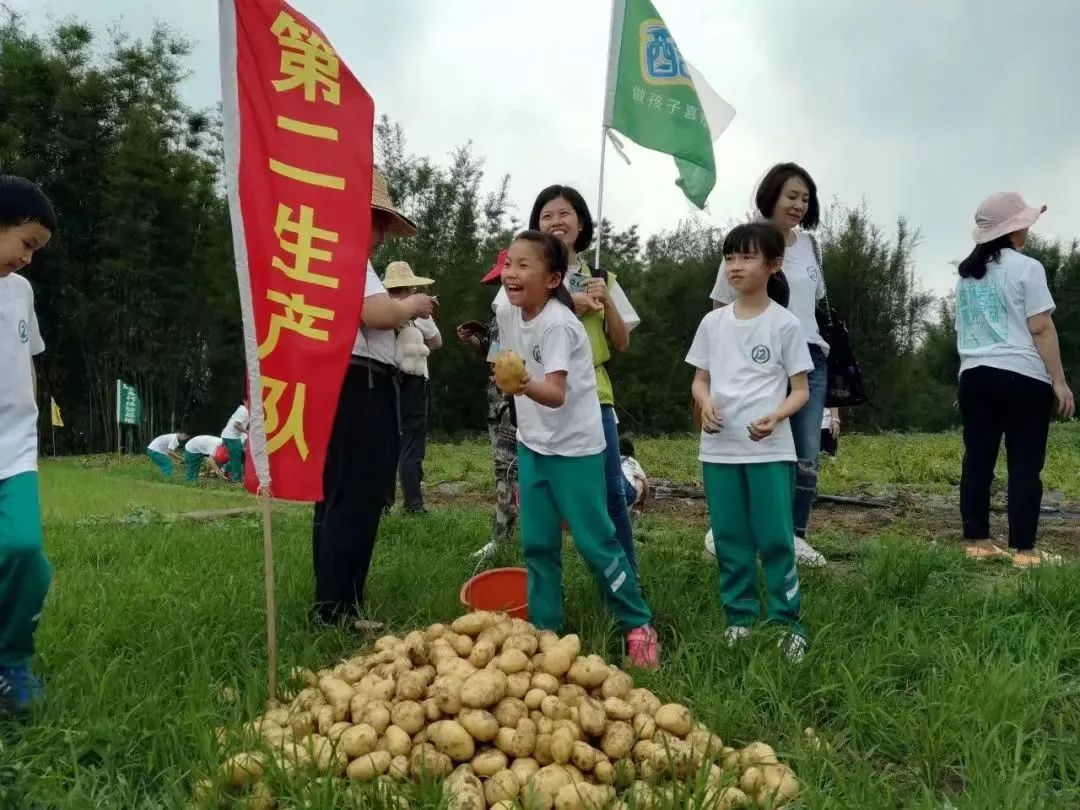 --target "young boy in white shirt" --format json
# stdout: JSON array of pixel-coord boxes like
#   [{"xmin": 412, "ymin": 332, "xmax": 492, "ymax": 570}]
[
  {"xmin": 0, "ymin": 176, "xmax": 57, "ymax": 714},
  {"xmin": 220, "ymin": 402, "xmax": 249, "ymax": 482},
  {"xmin": 686, "ymin": 223, "xmax": 813, "ymax": 662},
  {"xmin": 182, "ymin": 435, "xmax": 226, "ymax": 482},
  {"xmin": 146, "ymin": 432, "xmax": 190, "ymax": 477}
]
